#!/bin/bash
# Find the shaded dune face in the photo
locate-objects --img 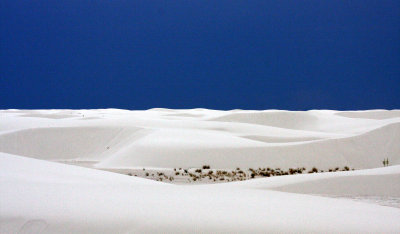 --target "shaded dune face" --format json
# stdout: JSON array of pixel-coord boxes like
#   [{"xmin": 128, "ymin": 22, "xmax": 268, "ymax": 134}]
[
  {"xmin": 209, "ymin": 111, "xmax": 319, "ymax": 130},
  {"xmin": 0, "ymin": 126, "xmax": 146, "ymax": 161},
  {"xmin": 240, "ymin": 135, "xmax": 322, "ymax": 143},
  {"xmin": 336, "ymin": 110, "xmax": 400, "ymax": 120}
]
